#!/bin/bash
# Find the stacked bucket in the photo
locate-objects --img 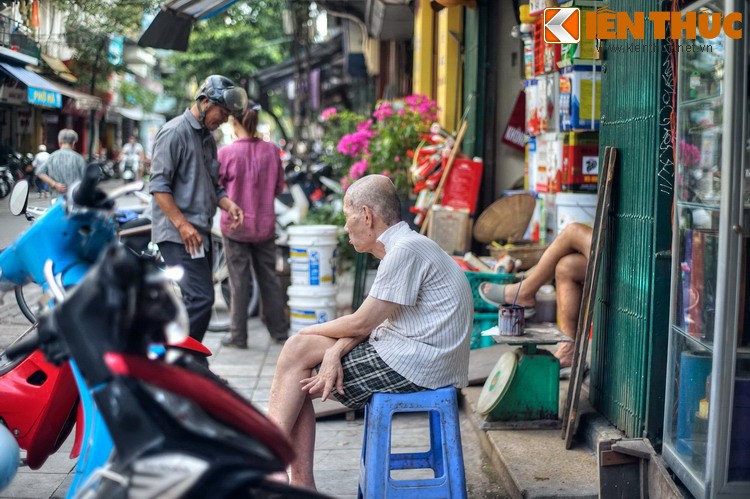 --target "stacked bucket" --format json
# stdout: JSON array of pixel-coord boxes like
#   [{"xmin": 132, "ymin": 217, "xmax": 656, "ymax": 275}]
[{"xmin": 287, "ymin": 225, "xmax": 339, "ymax": 334}]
